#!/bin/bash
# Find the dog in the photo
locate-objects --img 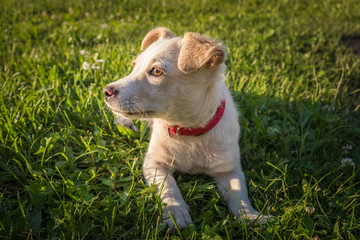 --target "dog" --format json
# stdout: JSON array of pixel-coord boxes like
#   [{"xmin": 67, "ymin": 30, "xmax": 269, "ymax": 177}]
[{"xmin": 103, "ymin": 28, "xmax": 268, "ymax": 229}]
